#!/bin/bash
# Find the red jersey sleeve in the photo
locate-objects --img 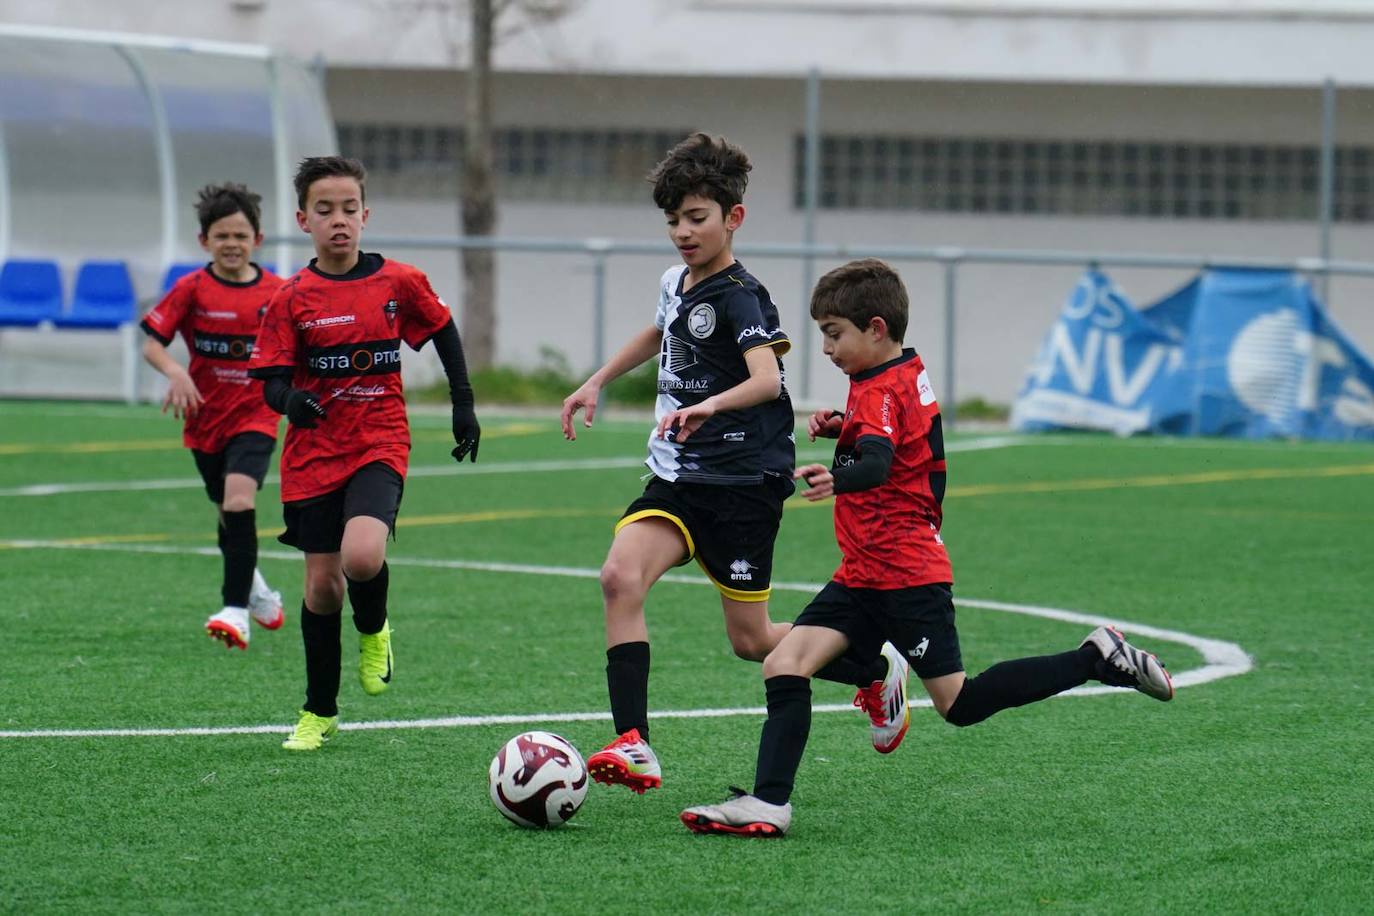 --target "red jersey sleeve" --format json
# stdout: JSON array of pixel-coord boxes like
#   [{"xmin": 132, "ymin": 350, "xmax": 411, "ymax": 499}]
[
  {"xmin": 249, "ymin": 282, "xmax": 299, "ymax": 373},
  {"xmin": 848, "ymin": 380, "xmax": 927, "ymax": 449},
  {"xmin": 140, "ymin": 277, "xmax": 193, "ymax": 346},
  {"xmin": 398, "ymin": 267, "xmax": 454, "ymax": 349}
]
